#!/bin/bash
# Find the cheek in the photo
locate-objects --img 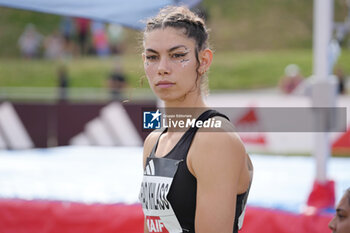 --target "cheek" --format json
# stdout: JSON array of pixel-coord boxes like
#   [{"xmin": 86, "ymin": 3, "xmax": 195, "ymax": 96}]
[
  {"xmin": 338, "ymin": 217, "xmax": 350, "ymax": 231},
  {"xmin": 343, "ymin": 217, "xmax": 350, "ymax": 228},
  {"xmin": 180, "ymin": 59, "xmax": 191, "ymax": 68},
  {"xmin": 144, "ymin": 62, "xmax": 157, "ymax": 79},
  {"xmin": 174, "ymin": 58, "xmax": 197, "ymax": 74}
]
